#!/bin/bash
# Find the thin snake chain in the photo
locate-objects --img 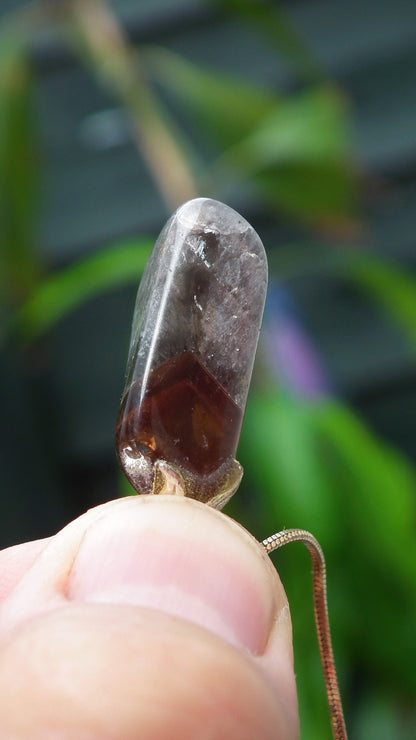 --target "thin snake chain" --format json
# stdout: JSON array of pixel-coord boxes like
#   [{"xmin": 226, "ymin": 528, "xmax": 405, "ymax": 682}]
[{"xmin": 262, "ymin": 529, "xmax": 348, "ymax": 740}]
